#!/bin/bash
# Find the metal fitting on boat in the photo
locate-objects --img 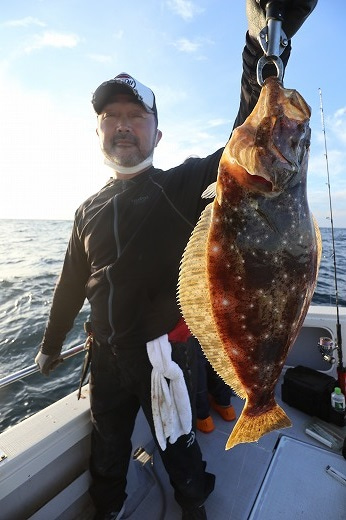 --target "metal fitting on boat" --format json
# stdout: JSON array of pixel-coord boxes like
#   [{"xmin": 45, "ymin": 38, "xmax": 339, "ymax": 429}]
[
  {"xmin": 133, "ymin": 446, "xmax": 153, "ymax": 466},
  {"xmin": 0, "ymin": 449, "xmax": 7, "ymax": 463}
]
